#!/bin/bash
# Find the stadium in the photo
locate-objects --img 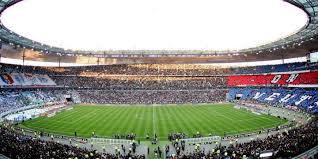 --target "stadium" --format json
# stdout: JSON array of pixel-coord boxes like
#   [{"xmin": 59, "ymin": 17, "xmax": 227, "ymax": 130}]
[{"xmin": 0, "ymin": 0, "xmax": 318, "ymax": 159}]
